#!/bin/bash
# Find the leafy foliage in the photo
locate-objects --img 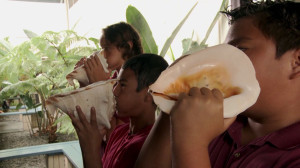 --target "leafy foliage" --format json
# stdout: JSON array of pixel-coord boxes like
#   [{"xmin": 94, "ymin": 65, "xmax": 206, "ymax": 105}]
[
  {"xmin": 127, "ymin": 0, "xmax": 228, "ymax": 60},
  {"xmin": 182, "ymin": 0, "xmax": 229, "ymax": 55},
  {"xmin": 126, "ymin": 3, "xmax": 198, "ymax": 58},
  {"xmin": 0, "ymin": 29, "xmax": 99, "ymax": 140}
]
